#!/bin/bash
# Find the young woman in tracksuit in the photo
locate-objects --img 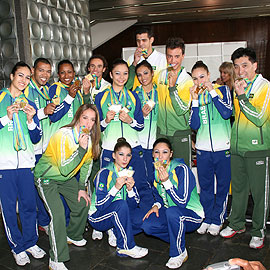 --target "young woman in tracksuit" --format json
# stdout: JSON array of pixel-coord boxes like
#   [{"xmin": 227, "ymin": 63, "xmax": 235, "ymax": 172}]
[
  {"xmin": 0, "ymin": 61, "xmax": 45, "ymax": 266},
  {"xmin": 94, "ymin": 59, "xmax": 154, "ymax": 208},
  {"xmin": 34, "ymin": 104, "xmax": 100, "ymax": 270},
  {"xmin": 88, "ymin": 138, "xmax": 148, "ymax": 259},
  {"xmin": 189, "ymin": 61, "xmax": 232, "ymax": 236},
  {"xmin": 134, "ymin": 60, "xmax": 158, "ymax": 185},
  {"xmin": 142, "ymin": 138, "xmax": 204, "ymax": 269}
]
